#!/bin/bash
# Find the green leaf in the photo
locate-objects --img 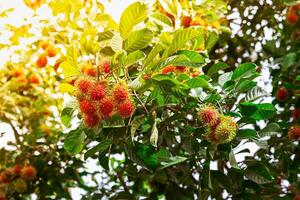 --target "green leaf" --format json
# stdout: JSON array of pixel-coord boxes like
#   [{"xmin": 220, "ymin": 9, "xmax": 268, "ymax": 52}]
[
  {"xmin": 296, "ymin": 75, "xmax": 300, "ymax": 81},
  {"xmin": 245, "ymin": 163, "xmax": 274, "ymax": 184},
  {"xmin": 202, "ymin": 161, "xmax": 213, "ymax": 189},
  {"xmin": 218, "ymin": 72, "xmax": 232, "ymax": 87},
  {"xmin": 124, "ymin": 50, "xmax": 146, "ymax": 67},
  {"xmin": 259, "ymin": 123, "xmax": 281, "ymax": 138},
  {"xmin": 66, "ymin": 46, "xmax": 78, "ymax": 68},
  {"xmin": 143, "ymin": 43, "xmax": 166, "ymax": 68},
  {"xmin": 59, "ymin": 83, "xmax": 75, "ymax": 93},
  {"xmin": 235, "ymin": 79, "xmax": 257, "ymax": 93},
  {"xmin": 176, "ymin": 50, "xmax": 205, "ymax": 64},
  {"xmin": 119, "ymin": 2, "xmax": 148, "ymax": 39},
  {"xmin": 150, "ymin": 12, "xmax": 173, "ymax": 27},
  {"xmin": 124, "ymin": 28, "xmax": 153, "ymax": 52},
  {"xmin": 60, "ymin": 107, "xmax": 75, "ymax": 128},
  {"xmin": 245, "ymin": 86, "xmax": 269, "ymax": 102},
  {"xmin": 159, "ymin": 156, "xmax": 188, "ymax": 169},
  {"xmin": 187, "ymin": 76, "xmax": 212, "ymax": 90},
  {"xmin": 64, "ymin": 128, "xmax": 85, "ymax": 155},
  {"xmin": 163, "ymin": 28, "xmax": 200, "ymax": 57},
  {"xmin": 239, "ymin": 102, "xmax": 276, "ymax": 120},
  {"xmin": 84, "ymin": 139, "xmax": 112, "ymax": 160},
  {"xmin": 150, "ymin": 121, "xmax": 159, "ymax": 147},
  {"xmin": 60, "ymin": 61, "xmax": 79, "ymax": 78},
  {"xmin": 98, "ymin": 149, "xmax": 110, "ymax": 171},
  {"xmin": 110, "ymin": 33, "xmax": 123, "ymax": 52},
  {"xmin": 205, "ymin": 30, "xmax": 219, "ymax": 52},
  {"xmin": 229, "ymin": 150, "xmax": 239, "ymax": 168},
  {"xmin": 152, "ymin": 74, "xmax": 188, "ymax": 89},
  {"xmin": 98, "ymin": 31, "xmax": 114, "ymax": 41},
  {"xmin": 130, "ymin": 115, "xmax": 145, "ymax": 140},
  {"xmin": 282, "ymin": 52, "xmax": 297, "ymax": 71},
  {"xmin": 236, "ymin": 129, "xmax": 258, "ymax": 139},
  {"xmin": 231, "ymin": 63, "xmax": 257, "ymax": 81},
  {"xmin": 207, "ymin": 62, "xmax": 230, "ymax": 77}
]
